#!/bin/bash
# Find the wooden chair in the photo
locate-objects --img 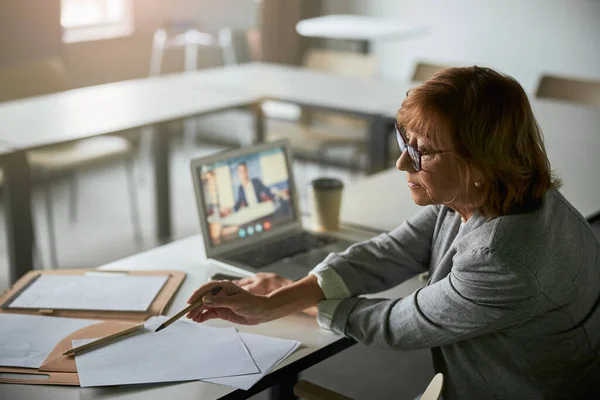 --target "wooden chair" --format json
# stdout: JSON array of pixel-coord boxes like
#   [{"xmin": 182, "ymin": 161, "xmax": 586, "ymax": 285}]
[
  {"xmin": 535, "ymin": 74, "xmax": 600, "ymax": 108},
  {"xmin": 411, "ymin": 62, "xmax": 450, "ymax": 82},
  {"xmin": 294, "ymin": 373, "xmax": 444, "ymax": 400},
  {"xmin": 0, "ymin": 57, "xmax": 142, "ymax": 269}
]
